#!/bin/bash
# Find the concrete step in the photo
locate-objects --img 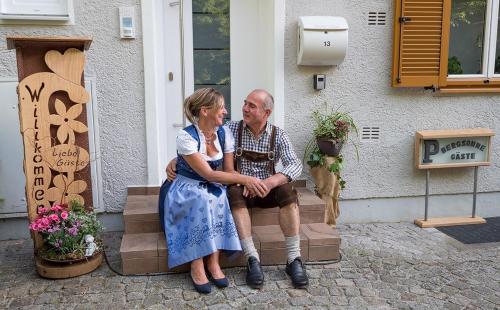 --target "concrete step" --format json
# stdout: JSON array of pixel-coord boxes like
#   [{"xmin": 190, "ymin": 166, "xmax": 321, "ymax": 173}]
[
  {"xmin": 123, "ymin": 186, "xmax": 326, "ymax": 234},
  {"xmin": 120, "ymin": 223, "xmax": 340, "ymax": 275},
  {"xmin": 123, "ymin": 195, "xmax": 160, "ymax": 234}
]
